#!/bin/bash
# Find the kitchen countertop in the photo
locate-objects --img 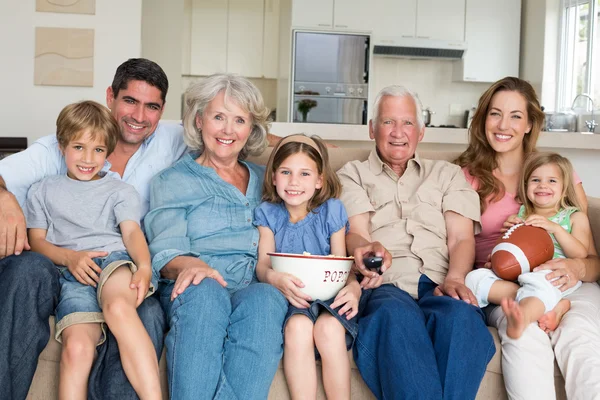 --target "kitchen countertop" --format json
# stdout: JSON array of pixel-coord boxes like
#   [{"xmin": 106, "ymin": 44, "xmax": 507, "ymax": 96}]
[{"xmin": 271, "ymin": 122, "xmax": 600, "ymax": 150}]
